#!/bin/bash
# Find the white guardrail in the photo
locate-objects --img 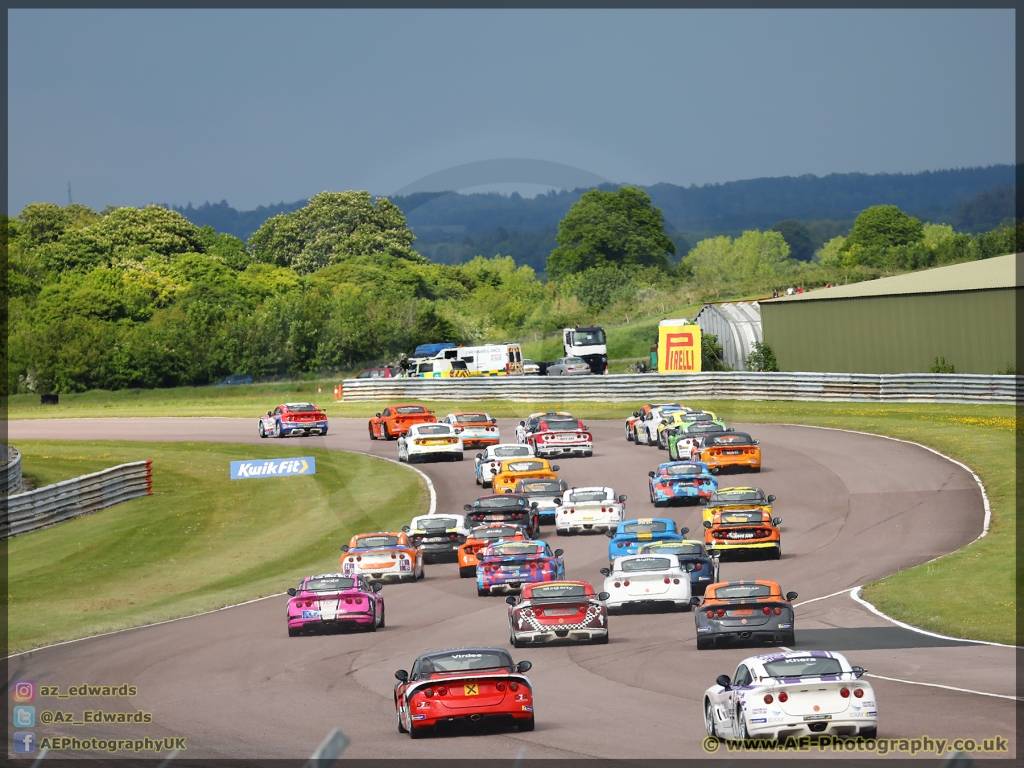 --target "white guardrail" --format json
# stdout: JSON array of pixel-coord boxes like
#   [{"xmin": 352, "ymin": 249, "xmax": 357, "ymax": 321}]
[
  {"xmin": 339, "ymin": 372, "xmax": 1021, "ymax": 405},
  {"xmin": 2, "ymin": 445, "xmax": 23, "ymax": 495},
  {"xmin": 3, "ymin": 460, "xmax": 153, "ymax": 539}
]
